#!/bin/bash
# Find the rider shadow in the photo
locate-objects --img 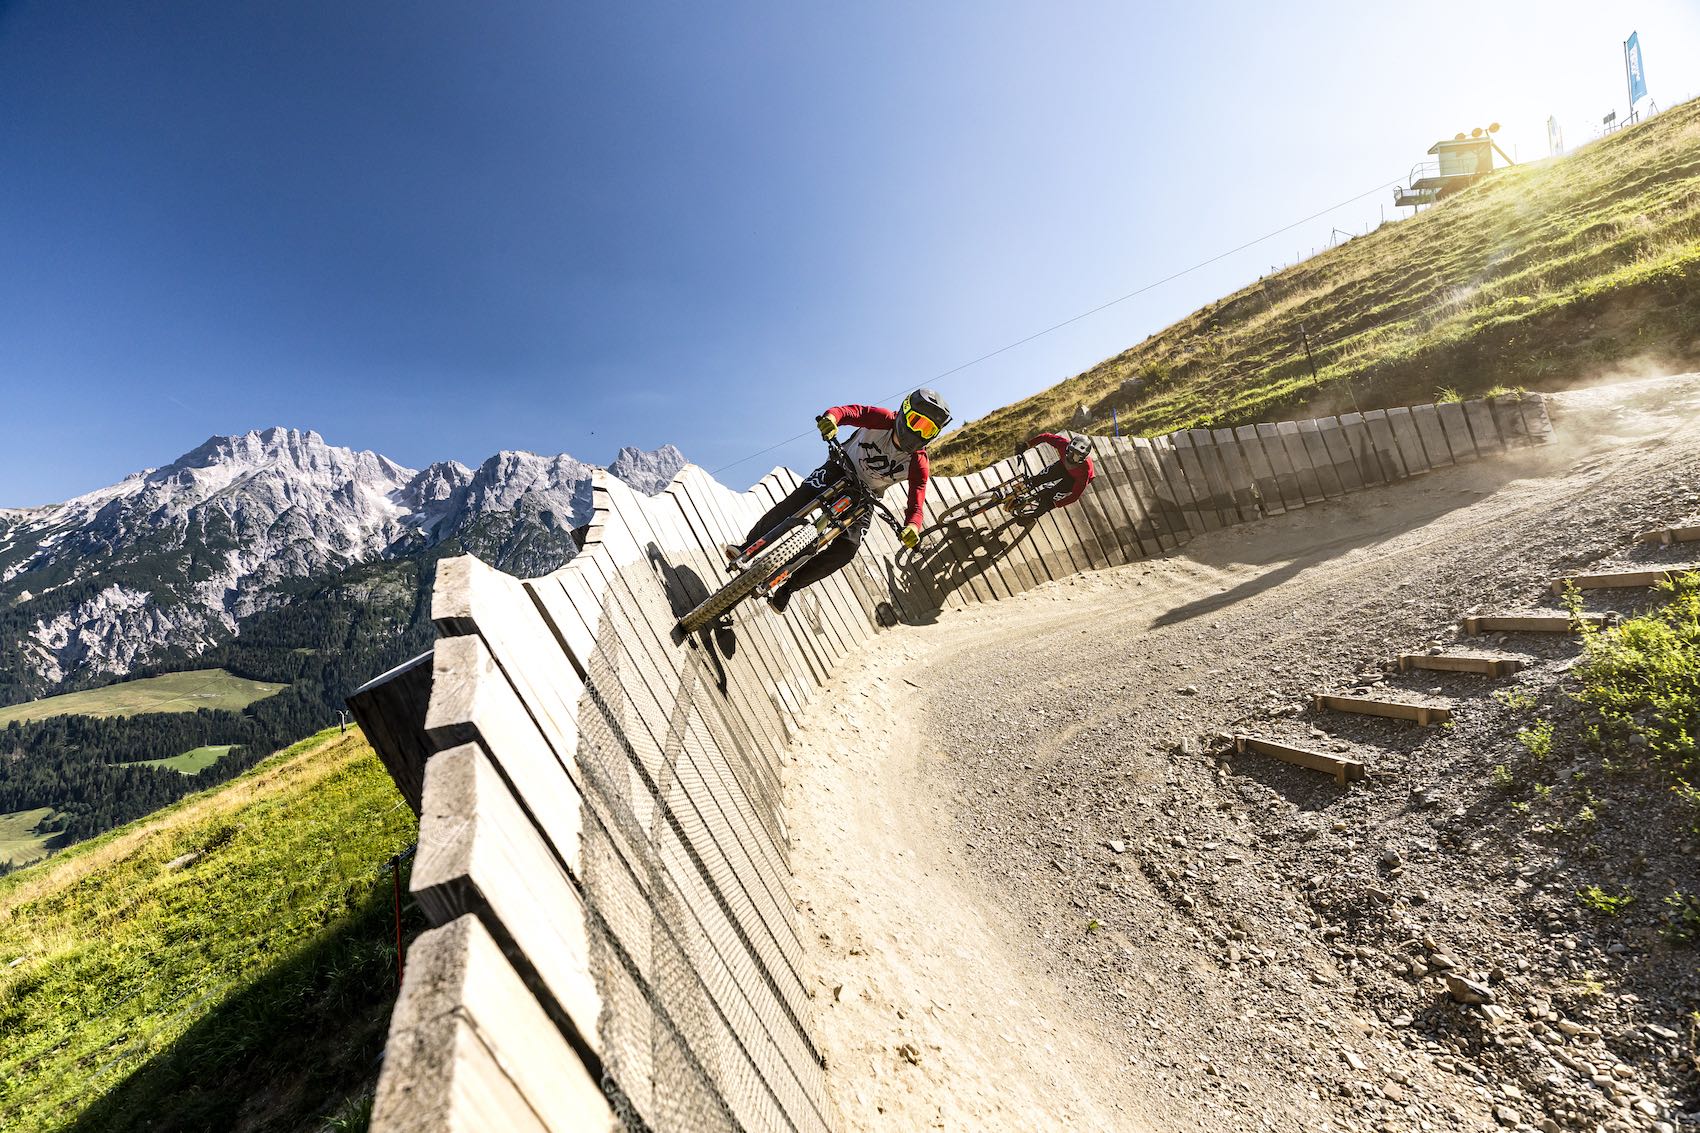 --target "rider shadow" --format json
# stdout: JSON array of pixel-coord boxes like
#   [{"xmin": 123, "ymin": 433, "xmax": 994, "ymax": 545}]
[
  {"xmin": 903, "ymin": 512, "xmax": 1040, "ymax": 607},
  {"xmin": 649, "ymin": 544, "xmax": 735, "ymax": 694}
]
